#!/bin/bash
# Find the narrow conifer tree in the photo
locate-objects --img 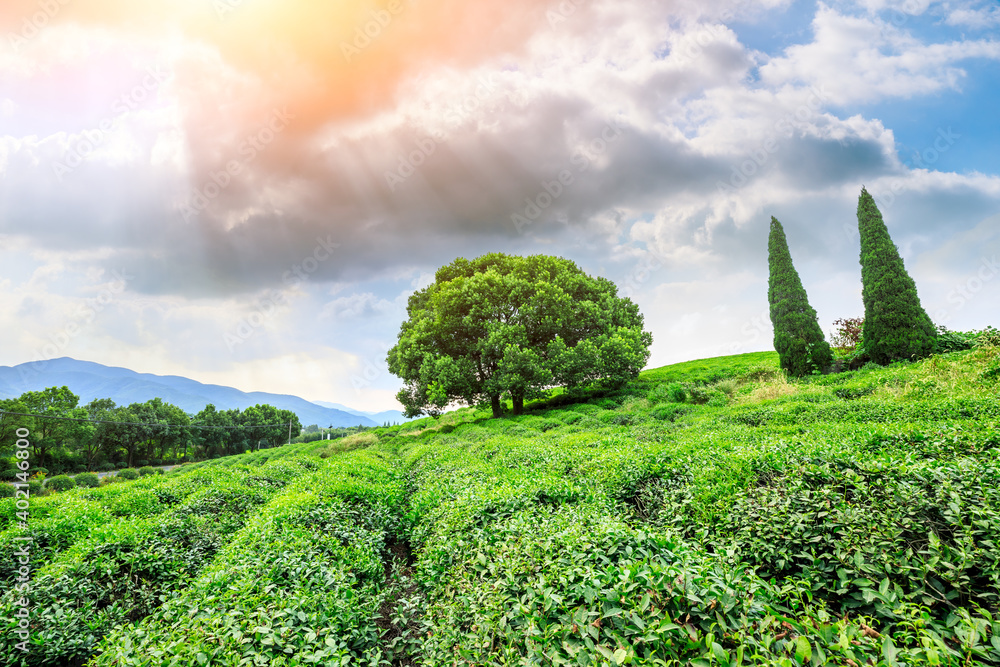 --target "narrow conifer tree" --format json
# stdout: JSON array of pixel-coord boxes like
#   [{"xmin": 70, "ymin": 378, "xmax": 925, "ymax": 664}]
[
  {"xmin": 768, "ymin": 217, "xmax": 833, "ymax": 376},
  {"xmin": 857, "ymin": 187, "xmax": 936, "ymax": 364}
]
